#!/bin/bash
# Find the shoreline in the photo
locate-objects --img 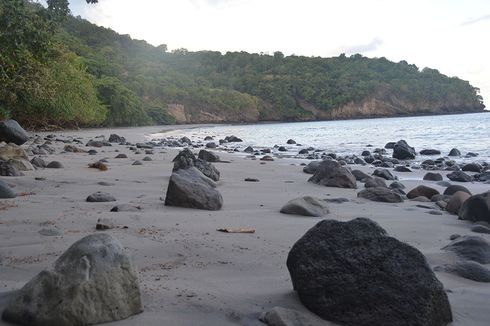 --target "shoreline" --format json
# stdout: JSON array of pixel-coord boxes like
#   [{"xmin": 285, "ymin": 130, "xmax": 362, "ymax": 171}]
[{"xmin": 1, "ymin": 125, "xmax": 489, "ymax": 325}]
